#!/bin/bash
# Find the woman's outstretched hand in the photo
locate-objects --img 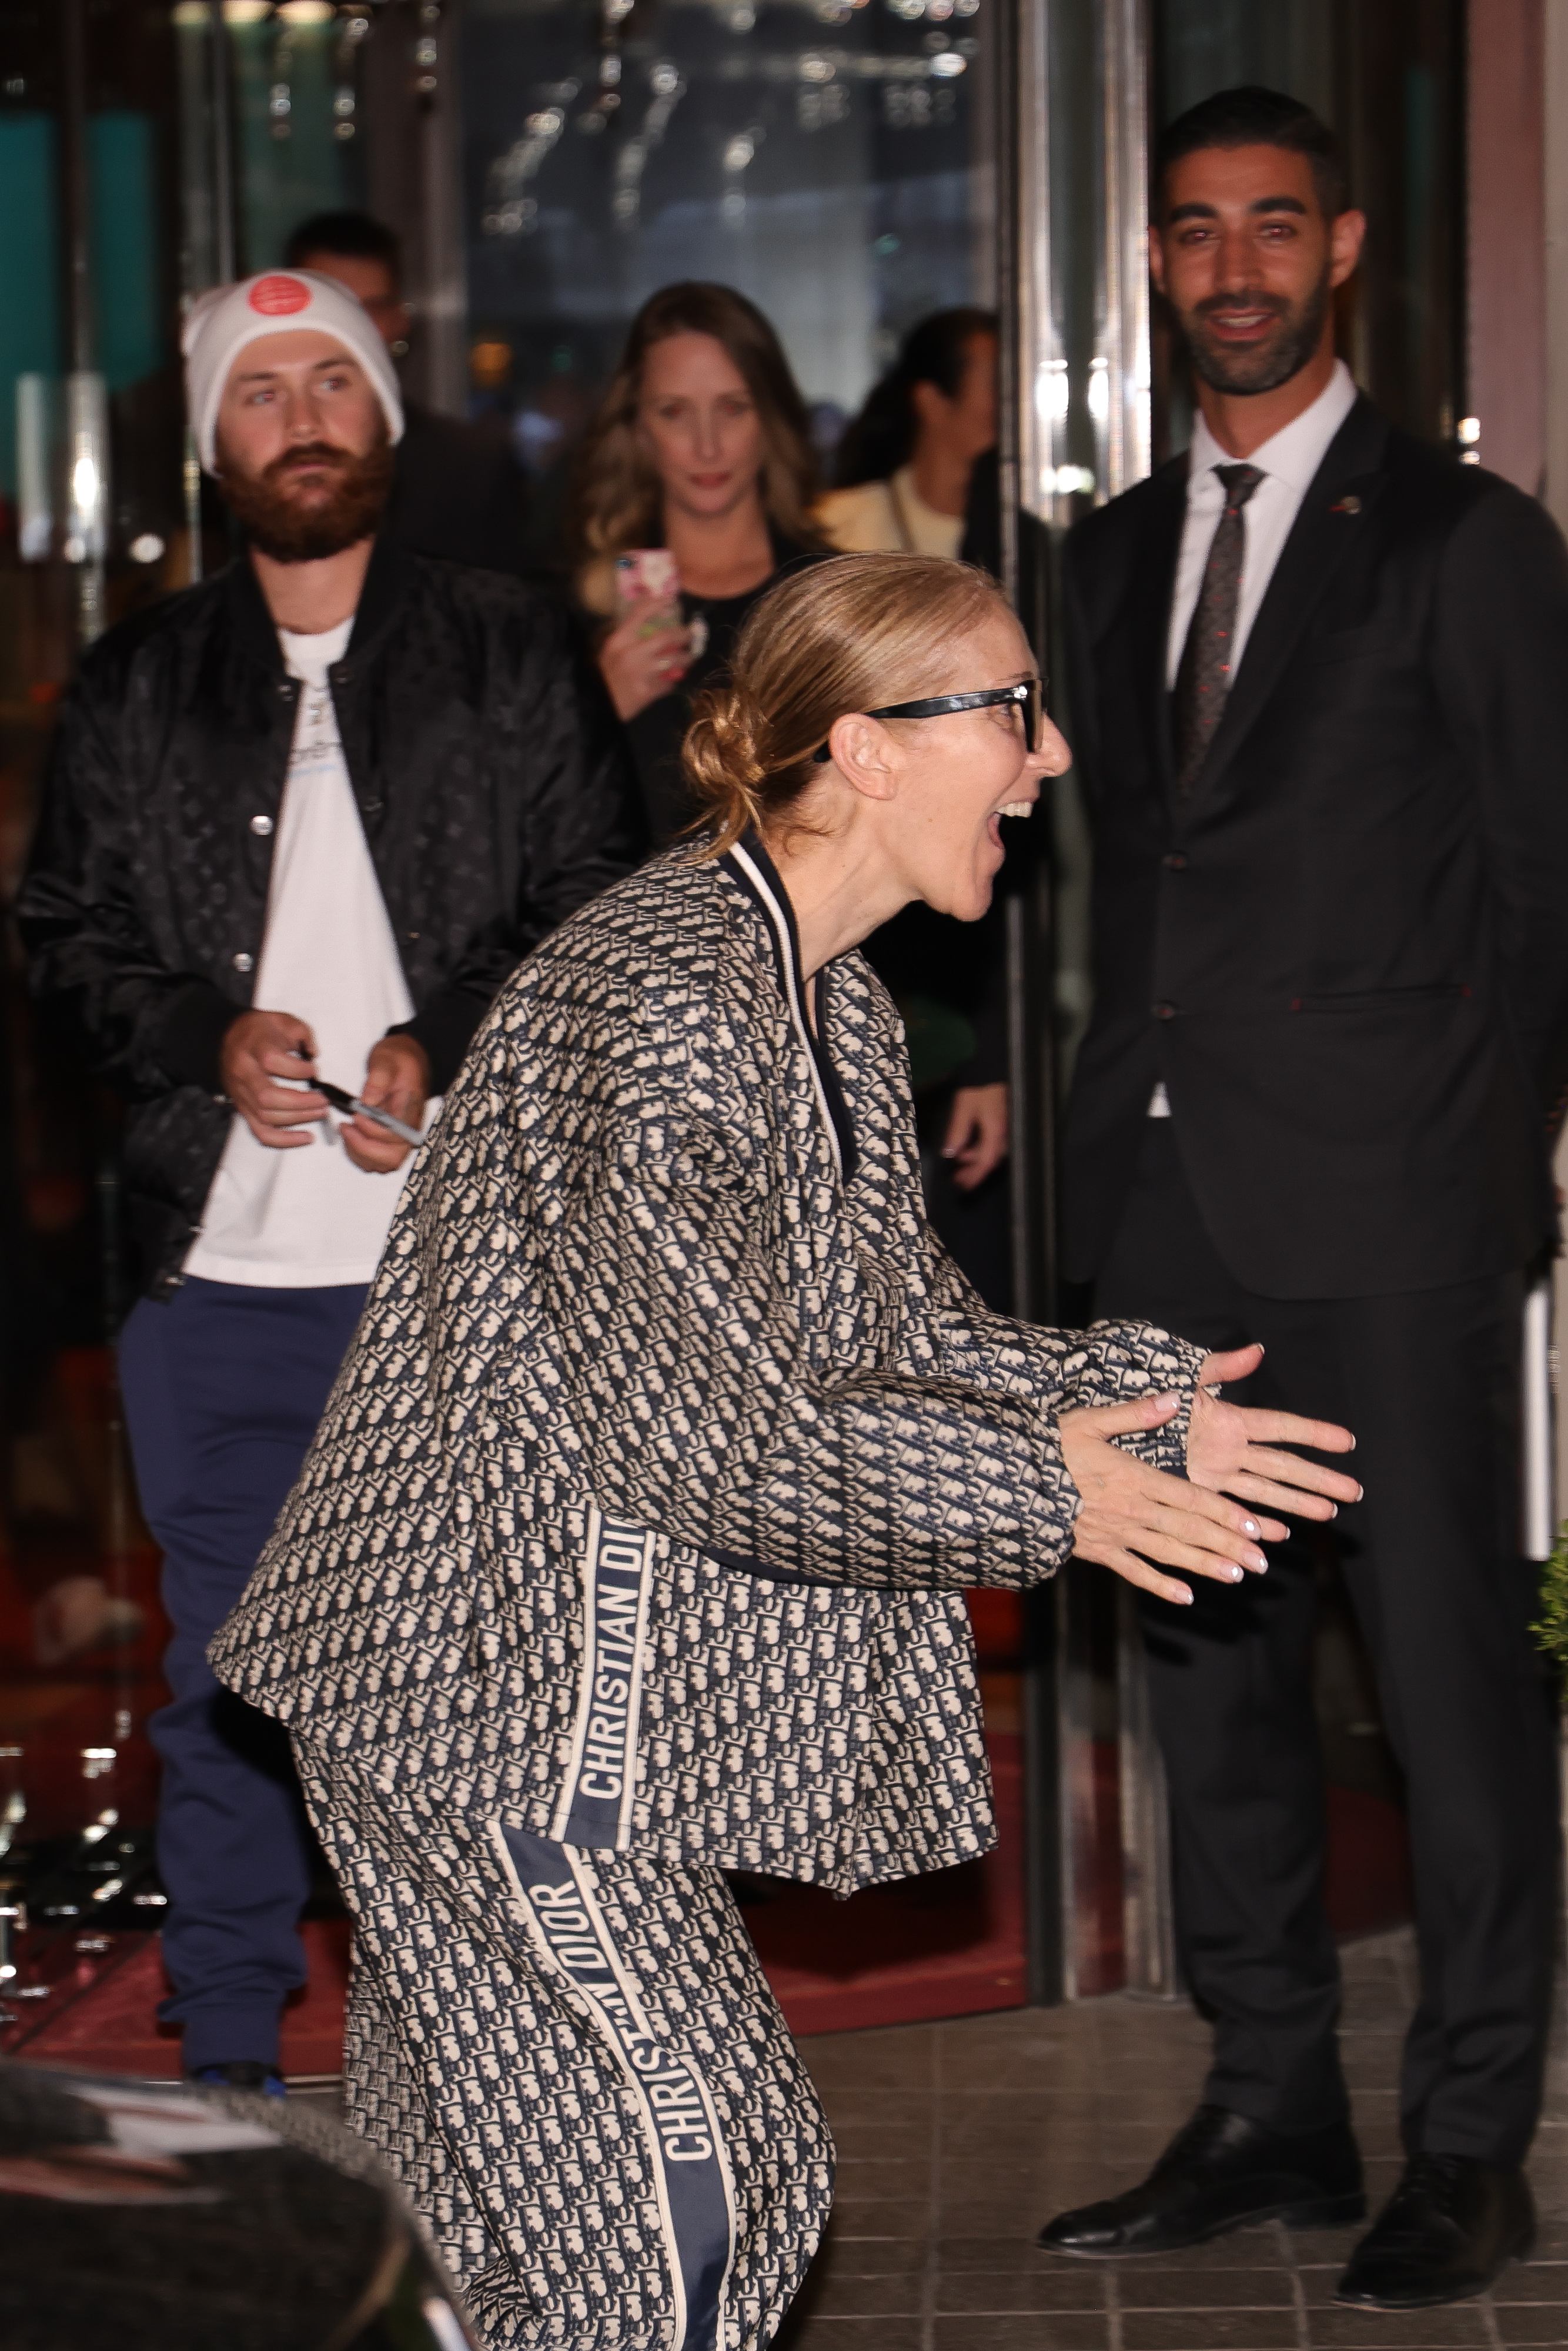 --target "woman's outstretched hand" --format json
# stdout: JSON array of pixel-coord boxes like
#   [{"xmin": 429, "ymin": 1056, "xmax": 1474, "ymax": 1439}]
[
  {"xmin": 1185, "ymin": 1343, "xmax": 1359, "ymax": 1531},
  {"xmin": 1060, "ymin": 1343, "xmax": 1360, "ymax": 1606}
]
